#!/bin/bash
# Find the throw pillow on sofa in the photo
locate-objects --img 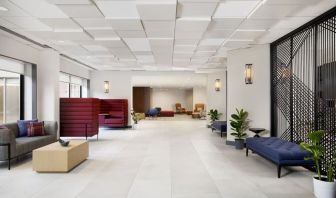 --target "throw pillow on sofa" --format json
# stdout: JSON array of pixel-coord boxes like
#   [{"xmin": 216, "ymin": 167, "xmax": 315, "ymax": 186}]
[
  {"xmin": 17, "ymin": 119, "xmax": 38, "ymax": 137},
  {"xmin": 27, "ymin": 121, "xmax": 45, "ymax": 137}
]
